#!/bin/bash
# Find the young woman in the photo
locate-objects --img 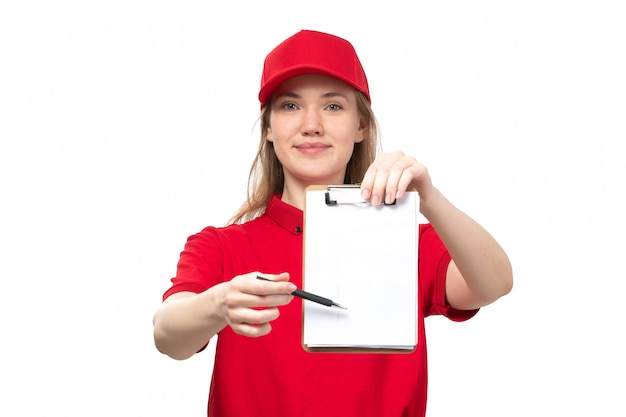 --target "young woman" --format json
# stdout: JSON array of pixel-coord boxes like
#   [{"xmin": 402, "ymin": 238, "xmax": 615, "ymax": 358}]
[{"xmin": 153, "ymin": 29, "xmax": 513, "ymax": 417}]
